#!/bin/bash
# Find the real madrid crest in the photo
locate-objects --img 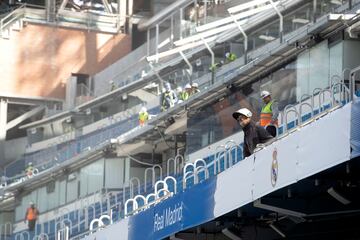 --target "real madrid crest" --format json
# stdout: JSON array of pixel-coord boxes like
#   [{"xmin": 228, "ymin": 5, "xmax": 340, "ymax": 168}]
[{"xmin": 271, "ymin": 148, "xmax": 278, "ymax": 187}]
